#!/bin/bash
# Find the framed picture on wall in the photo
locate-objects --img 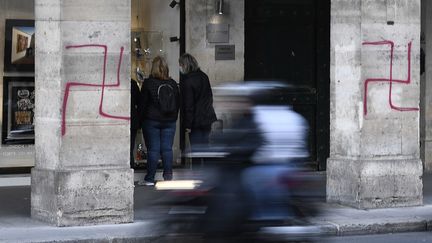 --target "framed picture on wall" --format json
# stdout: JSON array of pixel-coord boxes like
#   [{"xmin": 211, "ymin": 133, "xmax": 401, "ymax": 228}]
[
  {"xmin": 3, "ymin": 19, "xmax": 35, "ymax": 73},
  {"xmin": 1, "ymin": 77, "xmax": 35, "ymax": 144}
]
